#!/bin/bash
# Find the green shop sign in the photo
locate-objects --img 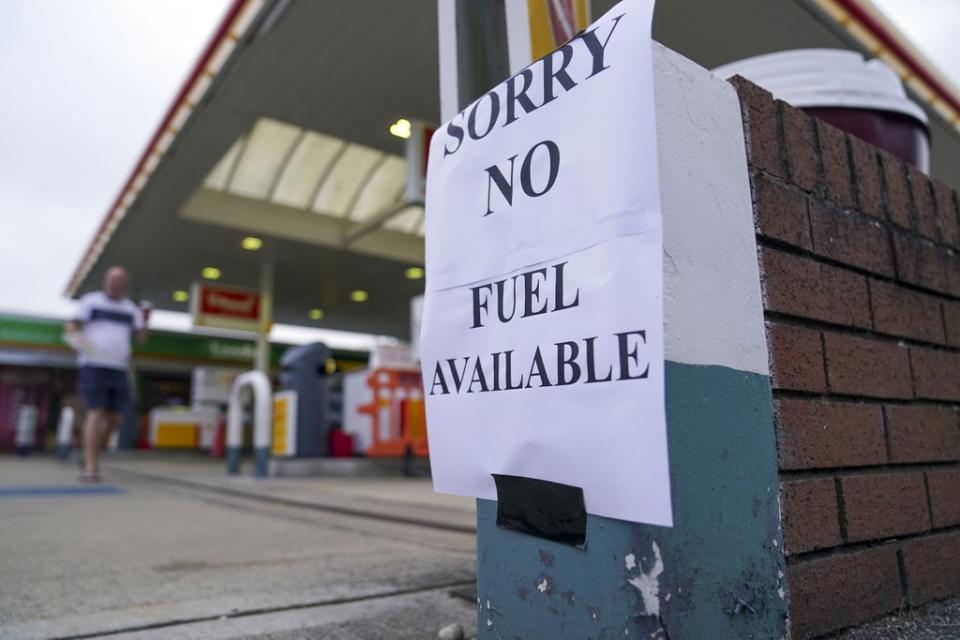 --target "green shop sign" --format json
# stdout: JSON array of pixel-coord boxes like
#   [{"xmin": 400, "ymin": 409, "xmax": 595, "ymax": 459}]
[{"xmin": 0, "ymin": 314, "xmax": 366, "ymax": 367}]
